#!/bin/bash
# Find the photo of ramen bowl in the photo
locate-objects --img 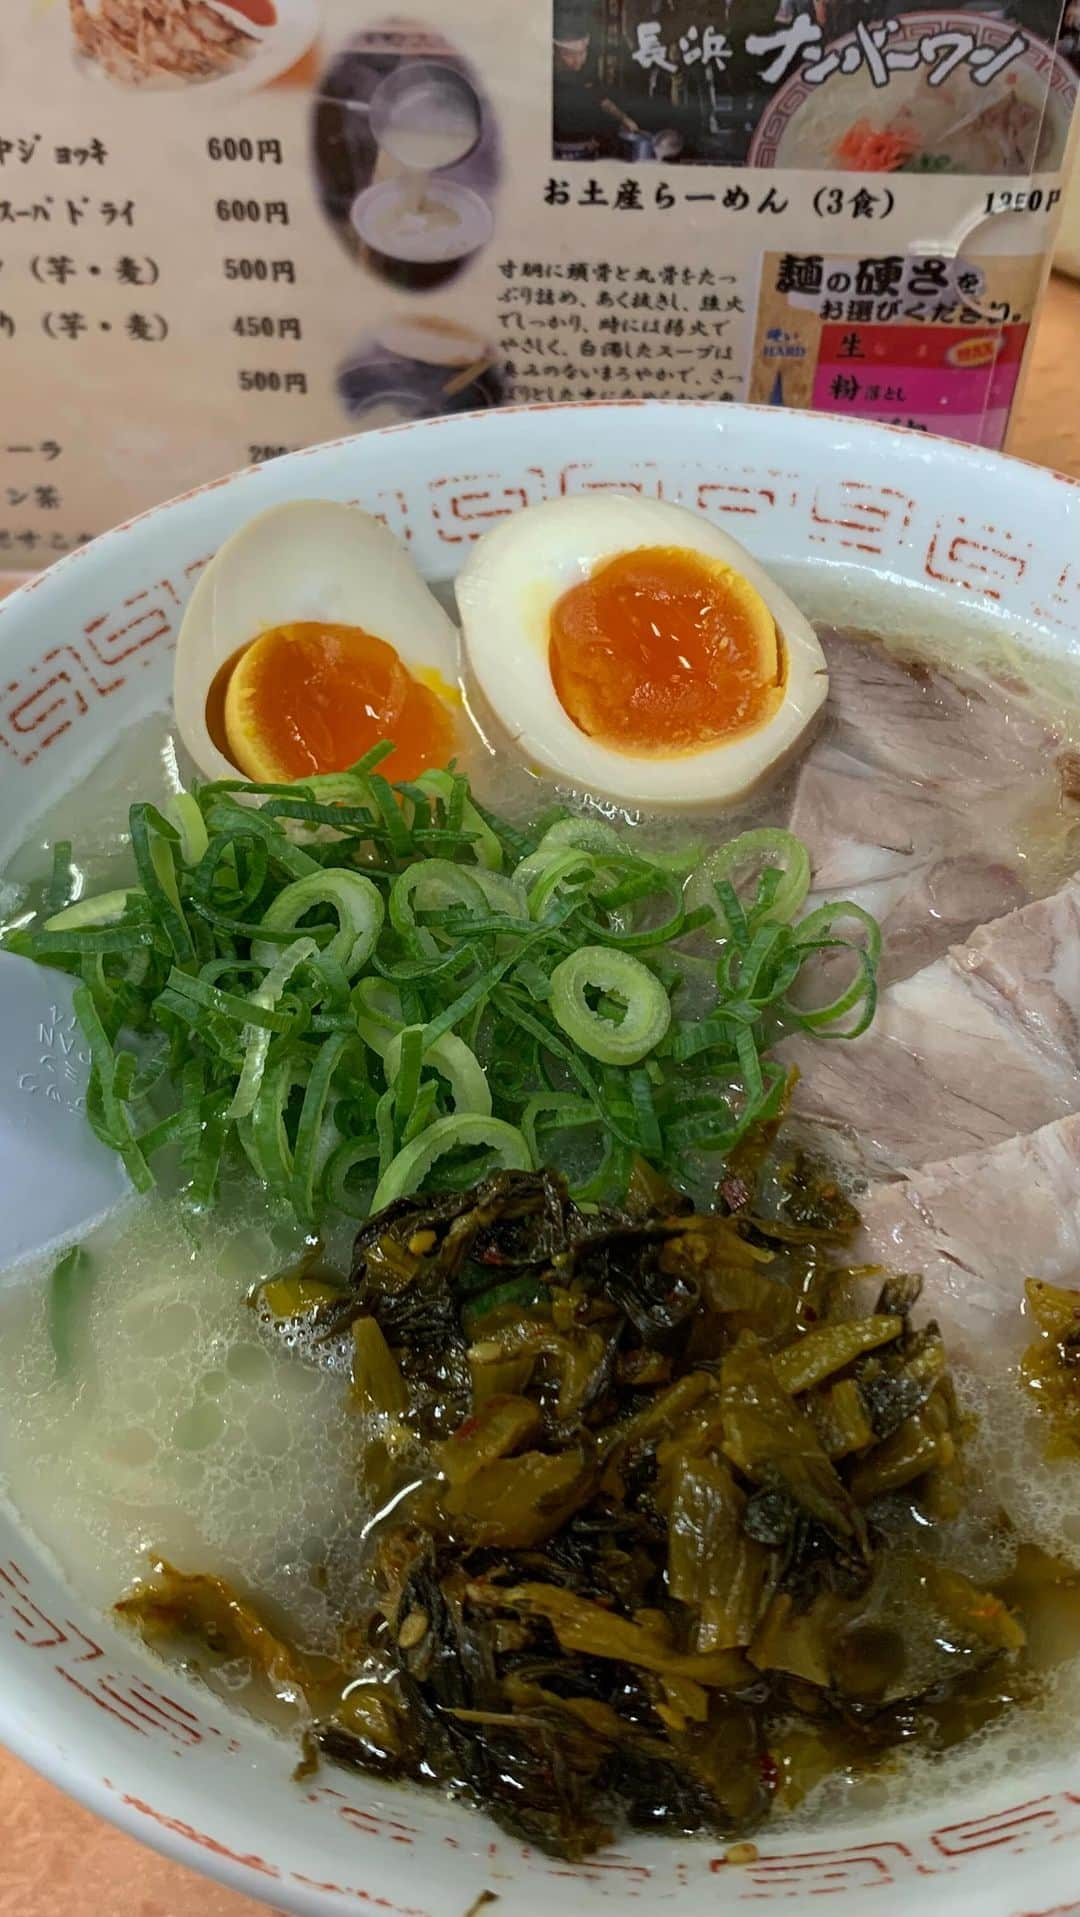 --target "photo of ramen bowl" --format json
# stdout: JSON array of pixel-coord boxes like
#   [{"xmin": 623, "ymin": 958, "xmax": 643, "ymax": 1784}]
[
  {"xmin": 1, "ymin": 403, "xmax": 1080, "ymax": 1917},
  {"xmin": 749, "ymin": 13, "xmax": 1078, "ymax": 173},
  {"xmin": 350, "ymin": 177, "xmax": 494, "ymax": 290},
  {"xmin": 337, "ymin": 317, "xmax": 506, "ymax": 425}
]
